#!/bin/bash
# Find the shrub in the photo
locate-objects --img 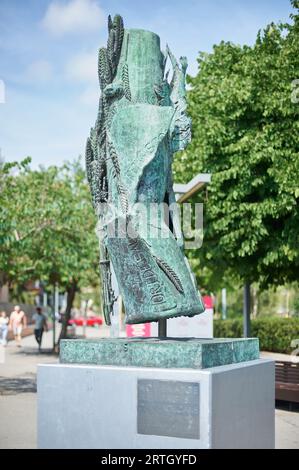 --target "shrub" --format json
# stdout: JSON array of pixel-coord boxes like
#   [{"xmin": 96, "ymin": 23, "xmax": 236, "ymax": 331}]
[{"xmin": 214, "ymin": 317, "xmax": 299, "ymax": 354}]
